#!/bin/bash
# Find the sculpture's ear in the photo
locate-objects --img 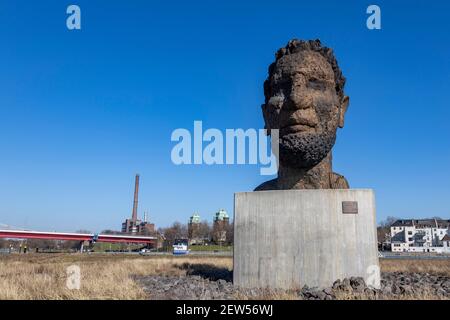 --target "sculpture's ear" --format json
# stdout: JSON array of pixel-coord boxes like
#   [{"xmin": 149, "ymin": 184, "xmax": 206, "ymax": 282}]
[{"xmin": 338, "ymin": 96, "xmax": 349, "ymax": 128}]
